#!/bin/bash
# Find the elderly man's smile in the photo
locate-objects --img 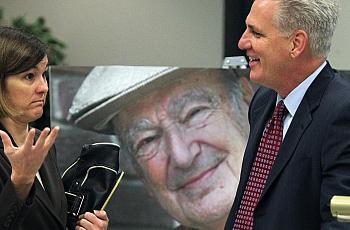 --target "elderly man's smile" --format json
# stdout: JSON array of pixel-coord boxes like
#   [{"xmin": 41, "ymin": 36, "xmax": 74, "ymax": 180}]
[{"xmin": 167, "ymin": 152, "xmax": 227, "ymax": 192}]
